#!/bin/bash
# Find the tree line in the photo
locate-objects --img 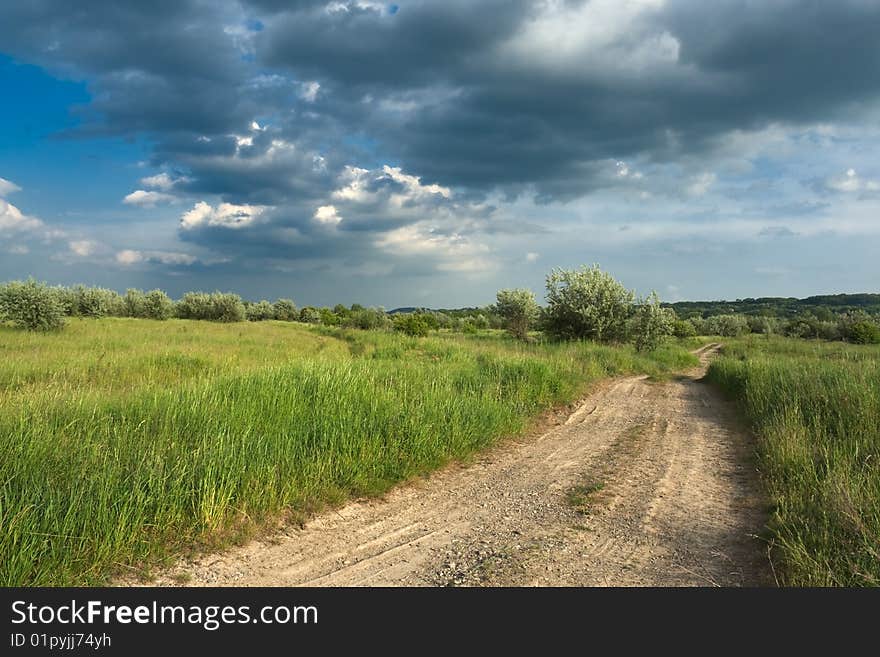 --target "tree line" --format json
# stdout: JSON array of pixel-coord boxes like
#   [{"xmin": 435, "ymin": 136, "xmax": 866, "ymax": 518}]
[{"xmin": 2, "ymin": 266, "xmax": 878, "ymax": 345}]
